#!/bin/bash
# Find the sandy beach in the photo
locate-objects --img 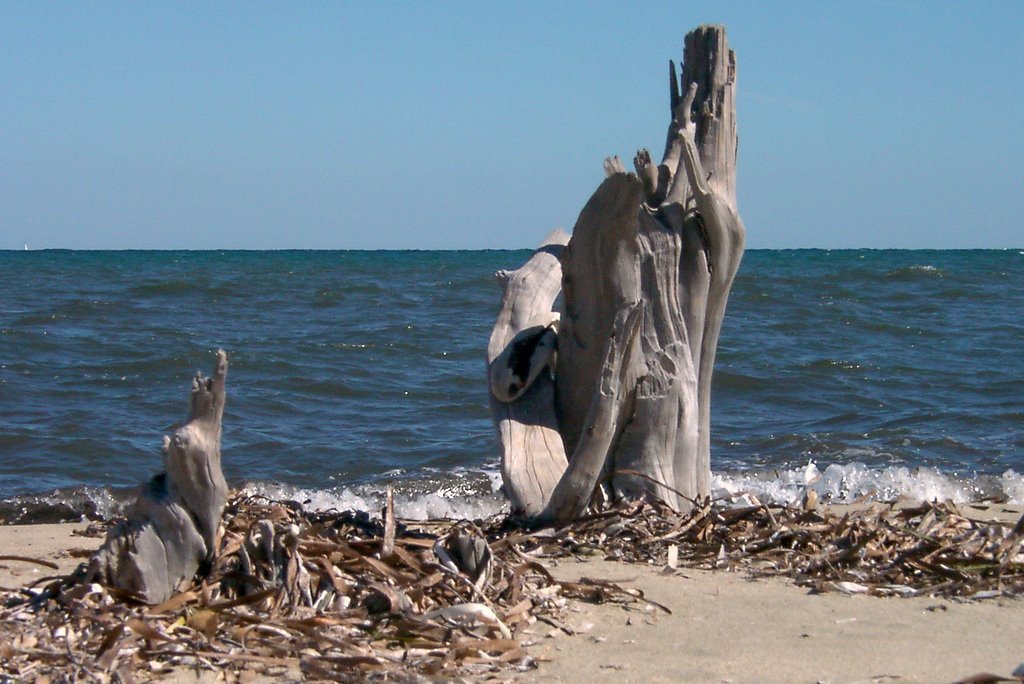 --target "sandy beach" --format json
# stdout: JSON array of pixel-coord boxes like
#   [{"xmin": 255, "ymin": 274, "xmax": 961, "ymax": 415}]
[
  {"xmin": 536, "ymin": 558, "xmax": 1023, "ymax": 683},
  {"xmin": 0, "ymin": 521, "xmax": 91, "ymax": 590},
  {"xmin": 1, "ymin": 504, "xmax": 1021, "ymax": 683}
]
